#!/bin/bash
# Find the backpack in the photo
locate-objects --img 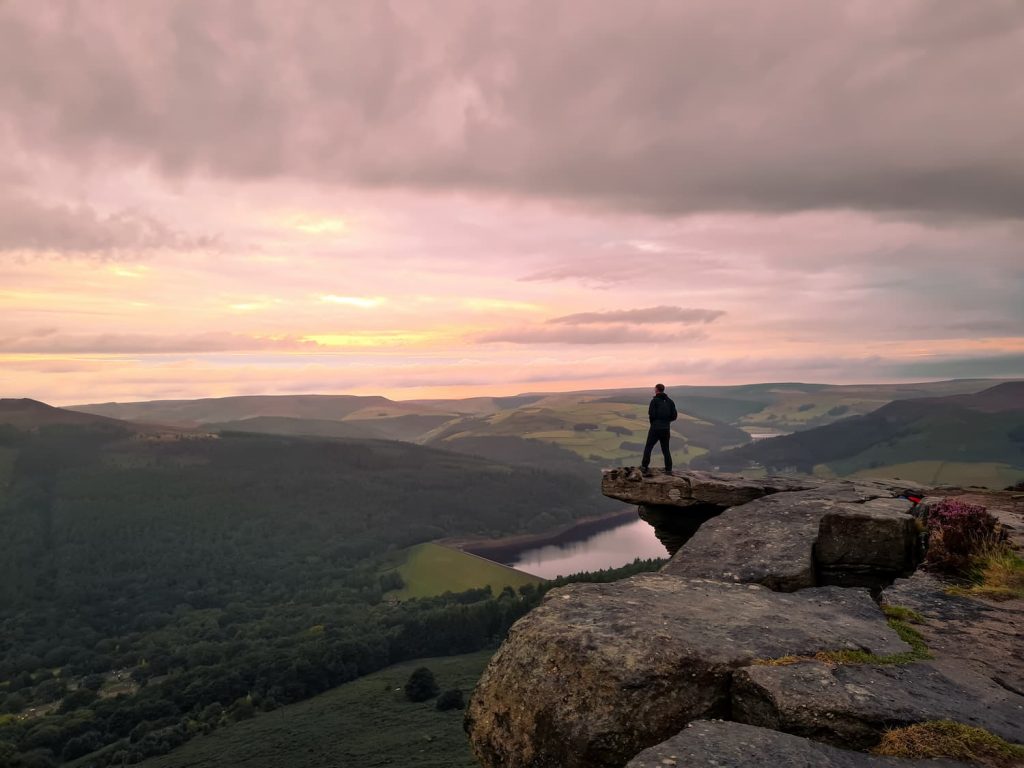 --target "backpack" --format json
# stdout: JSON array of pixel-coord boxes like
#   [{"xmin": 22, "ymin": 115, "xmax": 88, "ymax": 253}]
[{"xmin": 653, "ymin": 396, "xmax": 677, "ymax": 423}]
